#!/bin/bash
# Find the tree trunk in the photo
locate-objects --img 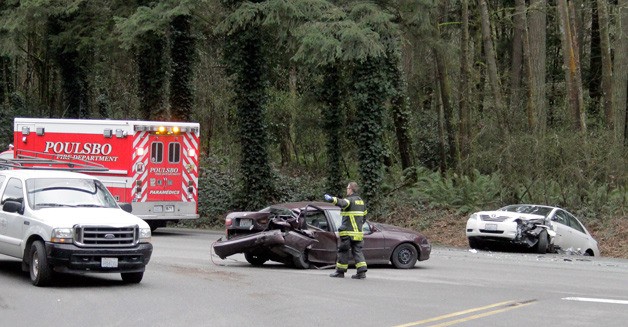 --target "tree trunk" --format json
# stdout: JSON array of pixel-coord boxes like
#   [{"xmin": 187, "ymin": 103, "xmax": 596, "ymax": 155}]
[
  {"xmin": 614, "ymin": 0, "xmax": 628, "ymax": 145},
  {"xmin": 459, "ymin": 0, "xmax": 471, "ymax": 172},
  {"xmin": 169, "ymin": 14, "xmax": 195, "ymax": 122},
  {"xmin": 480, "ymin": 0, "xmax": 507, "ymax": 134},
  {"xmin": 589, "ymin": 1, "xmax": 602, "ymax": 117},
  {"xmin": 433, "ymin": 0, "xmax": 456, "ymax": 168},
  {"xmin": 137, "ymin": 31, "xmax": 166, "ymax": 120},
  {"xmin": 527, "ymin": 0, "xmax": 547, "ymax": 134},
  {"xmin": 436, "ymin": 78, "xmax": 447, "ymax": 175},
  {"xmin": 510, "ymin": 0, "xmax": 524, "ymax": 116},
  {"xmin": 557, "ymin": 0, "xmax": 586, "ymax": 132},
  {"xmin": 597, "ymin": 0, "xmax": 613, "ymax": 129},
  {"xmin": 434, "ymin": 45, "xmax": 455, "ymax": 168},
  {"xmin": 569, "ymin": 1, "xmax": 587, "ymax": 132},
  {"xmin": 389, "ymin": 59, "xmax": 414, "ymax": 172},
  {"xmin": 320, "ymin": 64, "xmax": 344, "ymax": 195}
]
